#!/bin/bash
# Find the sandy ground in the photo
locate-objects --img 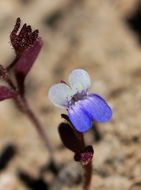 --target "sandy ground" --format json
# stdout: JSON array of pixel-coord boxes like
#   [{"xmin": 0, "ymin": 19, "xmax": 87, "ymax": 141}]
[{"xmin": 0, "ymin": 0, "xmax": 141, "ymax": 189}]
